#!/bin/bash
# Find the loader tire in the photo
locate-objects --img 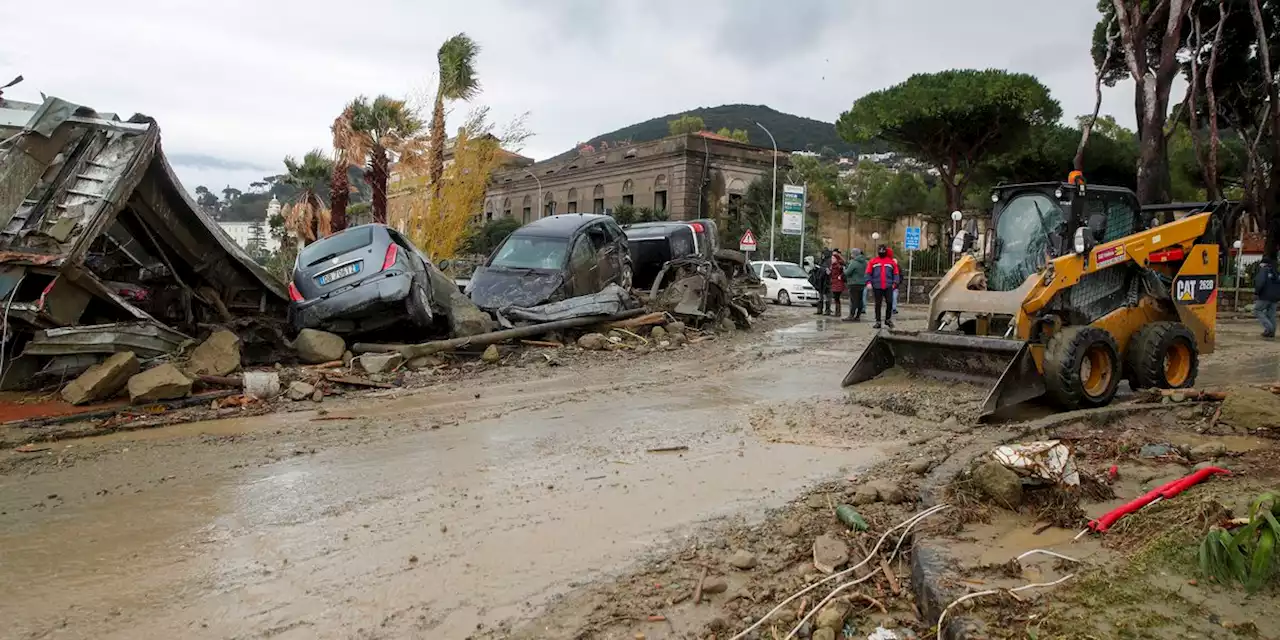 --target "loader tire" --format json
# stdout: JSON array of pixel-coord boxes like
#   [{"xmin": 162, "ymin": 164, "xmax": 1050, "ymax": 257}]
[
  {"xmin": 1044, "ymin": 326, "xmax": 1121, "ymax": 410},
  {"xmin": 1126, "ymin": 321, "xmax": 1198, "ymax": 390}
]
